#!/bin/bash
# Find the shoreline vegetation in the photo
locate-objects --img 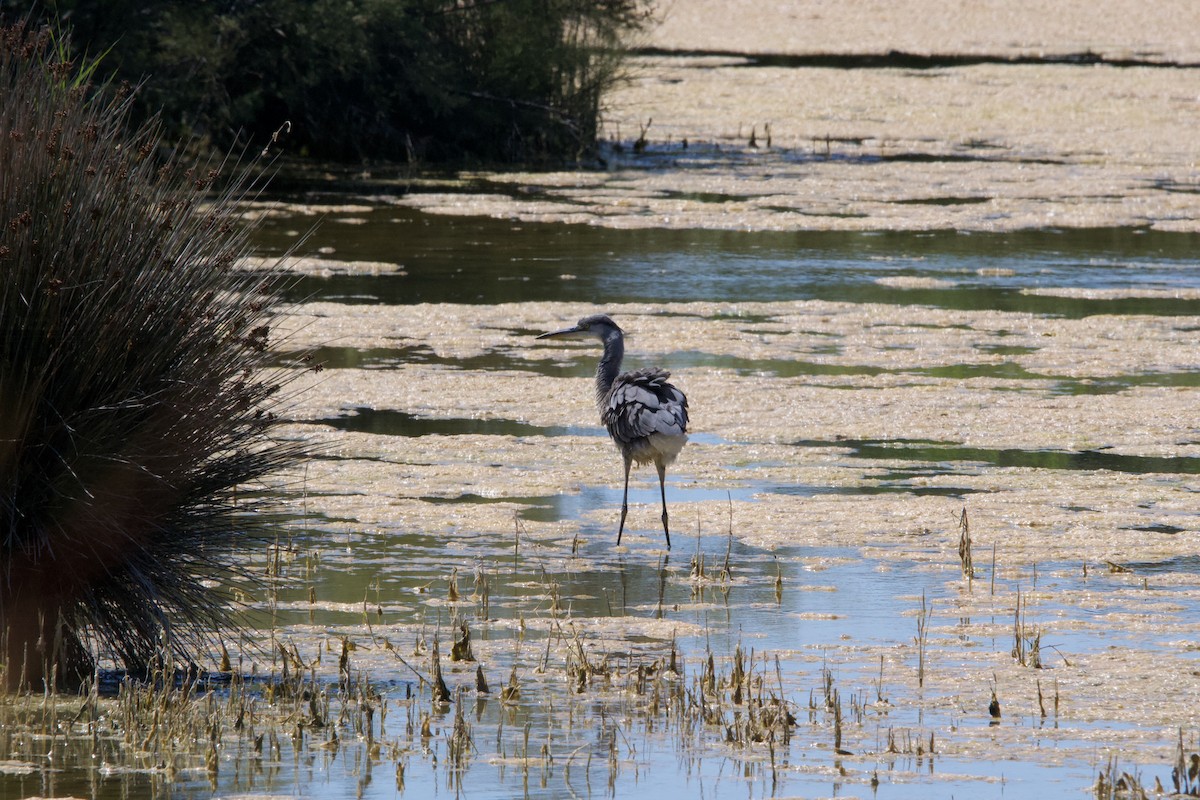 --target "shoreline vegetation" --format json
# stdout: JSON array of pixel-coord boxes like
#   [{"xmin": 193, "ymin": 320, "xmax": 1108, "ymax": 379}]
[
  {"xmin": 0, "ymin": 21, "xmax": 308, "ymax": 690},
  {"xmin": 10, "ymin": 0, "xmax": 651, "ymax": 164}
]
